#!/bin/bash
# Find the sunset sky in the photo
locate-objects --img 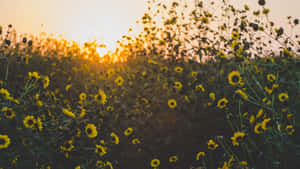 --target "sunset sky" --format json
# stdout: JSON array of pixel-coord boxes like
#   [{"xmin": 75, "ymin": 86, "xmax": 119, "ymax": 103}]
[{"xmin": 0, "ymin": 0, "xmax": 299, "ymax": 51}]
